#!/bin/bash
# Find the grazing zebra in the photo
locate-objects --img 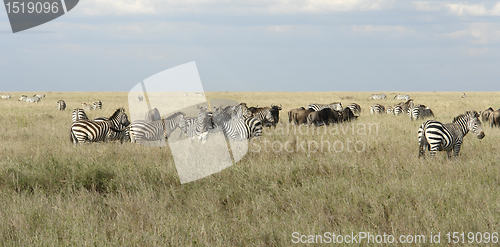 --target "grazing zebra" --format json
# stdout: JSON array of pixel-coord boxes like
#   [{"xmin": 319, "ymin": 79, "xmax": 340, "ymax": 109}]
[
  {"xmin": 72, "ymin": 108, "xmax": 88, "ymax": 122},
  {"xmin": 461, "ymin": 93, "xmax": 467, "ymax": 99},
  {"xmin": 130, "ymin": 112, "xmax": 186, "ymax": 143},
  {"xmin": 370, "ymin": 104, "xmax": 385, "ymax": 114},
  {"xmin": 92, "ymin": 101, "xmax": 102, "ymax": 110},
  {"xmin": 18, "ymin": 95, "xmax": 28, "ymax": 101},
  {"xmin": 394, "ymin": 94, "xmax": 410, "ymax": 101},
  {"xmin": 346, "ymin": 103, "xmax": 361, "ymax": 116},
  {"xmin": 1, "ymin": 94, "xmax": 11, "ymax": 99},
  {"xmin": 386, "ymin": 106, "xmax": 394, "ymax": 114},
  {"xmin": 35, "ymin": 94, "xmax": 45, "ymax": 98},
  {"xmin": 370, "ymin": 94, "xmax": 386, "ymax": 100},
  {"xmin": 393, "ymin": 105, "xmax": 404, "ymax": 116},
  {"xmin": 307, "ymin": 102, "xmax": 343, "ymax": 112},
  {"xmin": 185, "ymin": 107, "xmax": 213, "ymax": 142},
  {"xmin": 212, "ymin": 105, "xmax": 262, "ymax": 140},
  {"xmin": 57, "ymin": 100, "xmax": 66, "ymax": 111},
  {"xmin": 26, "ymin": 96, "xmax": 40, "ymax": 103},
  {"xmin": 418, "ymin": 111, "xmax": 485, "ymax": 158},
  {"xmin": 82, "ymin": 103, "xmax": 91, "ymax": 110},
  {"xmin": 70, "ymin": 108, "xmax": 130, "ymax": 145}
]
